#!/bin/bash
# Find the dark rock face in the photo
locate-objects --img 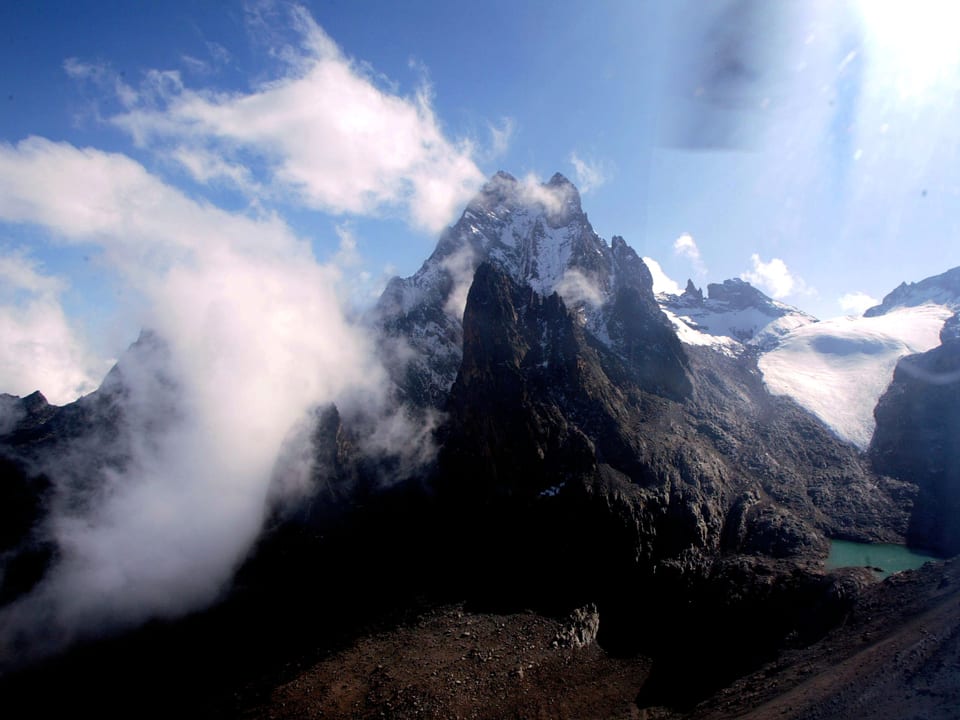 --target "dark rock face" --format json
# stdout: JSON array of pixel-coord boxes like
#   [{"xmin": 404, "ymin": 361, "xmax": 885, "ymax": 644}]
[
  {"xmin": 706, "ymin": 277, "xmax": 774, "ymax": 310},
  {"xmin": 0, "ymin": 453, "xmax": 54, "ymax": 604},
  {"xmin": 439, "ymin": 262, "xmax": 609, "ymax": 500},
  {"xmin": 871, "ymin": 321, "xmax": 960, "ymax": 555},
  {"xmin": 941, "ymin": 312, "xmax": 960, "ymax": 343},
  {"xmin": 606, "ymin": 238, "xmax": 692, "ymax": 399}
]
